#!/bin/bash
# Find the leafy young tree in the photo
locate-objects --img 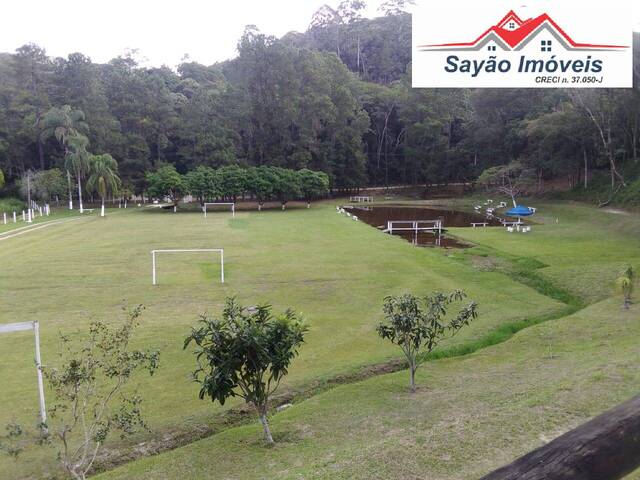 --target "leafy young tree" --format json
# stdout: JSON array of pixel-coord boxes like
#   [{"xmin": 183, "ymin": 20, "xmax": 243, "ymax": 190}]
[
  {"xmin": 1, "ymin": 307, "xmax": 160, "ymax": 480},
  {"xmin": 145, "ymin": 165, "xmax": 186, "ymax": 212},
  {"xmin": 31, "ymin": 168, "xmax": 67, "ymax": 203},
  {"xmin": 245, "ymin": 166, "xmax": 275, "ymax": 210},
  {"xmin": 377, "ymin": 291, "xmax": 478, "ymax": 392},
  {"xmin": 271, "ymin": 167, "xmax": 302, "ymax": 209},
  {"xmin": 185, "ymin": 166, "xmax": 221, "ymax": 205},
  {"xmin": 87, "ymin": 154, "xmax": 121, "ymax": 217},
  {"xmin": 477, "ymin": 161, "xmax": 536, "ymax": 208},
  {"xmin": 184, "ymin": 297, "xmax": 307, "ymax": 444},
  {"xmin": 218, "ymin": 165, "xmax": 247, "ymax": 201},
  {"xmin": 616, "ymin": 266, "xmax": 635, "ymax": 309},
  {"xmin": 298, "ymin": 169, "xmax": 330, "ymax": 207}
]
